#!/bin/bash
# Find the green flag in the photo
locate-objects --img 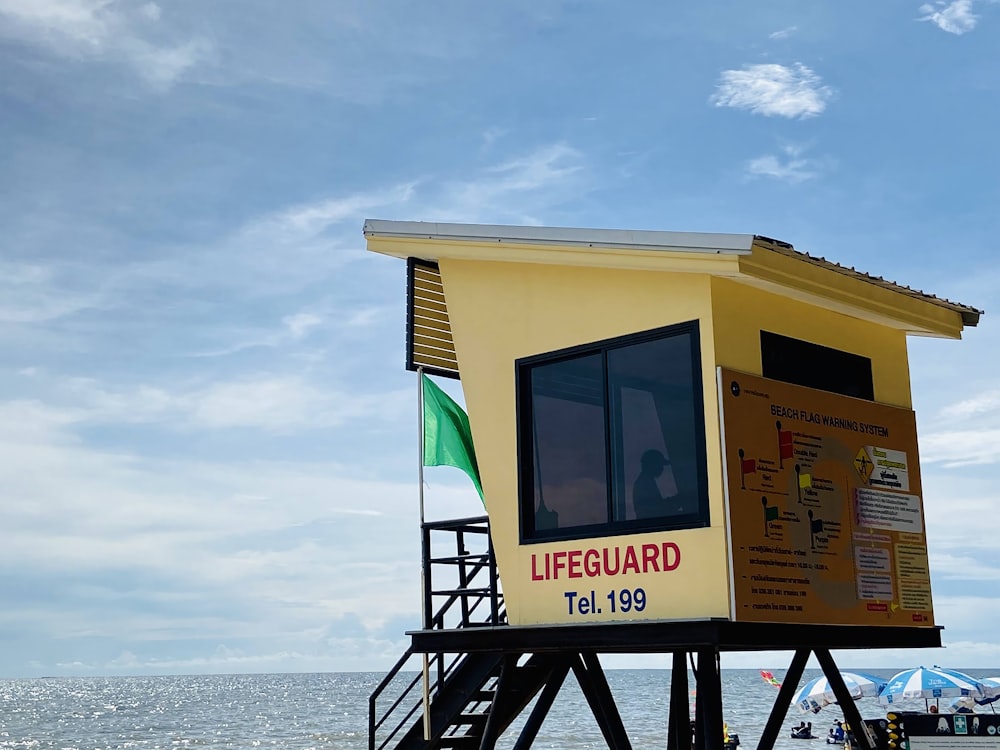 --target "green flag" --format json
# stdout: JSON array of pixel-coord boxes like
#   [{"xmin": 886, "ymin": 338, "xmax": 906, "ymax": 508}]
[{"xmin": 422, "ymin": 374, "xmax": 484, "ymax": 502}]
